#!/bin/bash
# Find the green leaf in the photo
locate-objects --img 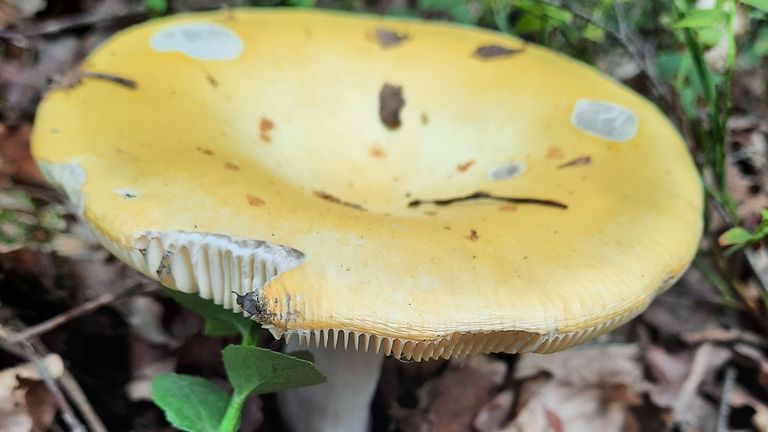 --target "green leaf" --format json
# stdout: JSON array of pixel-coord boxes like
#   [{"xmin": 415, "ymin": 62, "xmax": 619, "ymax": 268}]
[
  {"xmin": 287, "ymin": 0, "xmax": 316, "ymax": 6},
  {"xmin": 582, "ymin": 23, "xmax": 605, "ymax": 43},
  {"xmin": 417, "ymin": 0, "xmax": 476, "ymax": 24},
  {"xmin": 719, "ymin": 227, "xmax": 753, "ymax": 246},
  {"xmin": 164, "ymin": 288, "xmax": 255, "ymax": 340},
  {"xmin": 152, "ymin": 373, "xmax": 230, "ymax": 432},
  {"xmin": 742, "ymin": 0, "xmax": 768, "ymax": 12},
  {"xmin": 761, "ymin": 209, "xmax": 768, "ymax": 222},
  {"xmin": 286, "ymin": 350, "xmax": 315, "ymax": 362},
  {"xmin": 223, "ymin": 345, "xmax": 326, "ymax": 398},
  {"xmin": 144, "ymin": 0, "xmax": 168, "ymax": 15},
  {"xmin": 675, "ymin": 8, "xmax": 727, "ymax": 28}
]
